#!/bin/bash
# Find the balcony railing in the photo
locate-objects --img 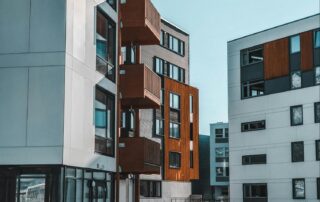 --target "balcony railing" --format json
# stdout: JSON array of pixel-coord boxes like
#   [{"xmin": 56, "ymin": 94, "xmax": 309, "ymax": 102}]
[
  {"xmin": 119, "ymin": 64, "xmax": 161, "ymax": 109},
  {"xmin": 119, "ymin": 137, "xmax": 161, "ymax": 174},
  {"xmin": 120, "ymin": 0, "xmax": 161, "ymax": 45}
]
